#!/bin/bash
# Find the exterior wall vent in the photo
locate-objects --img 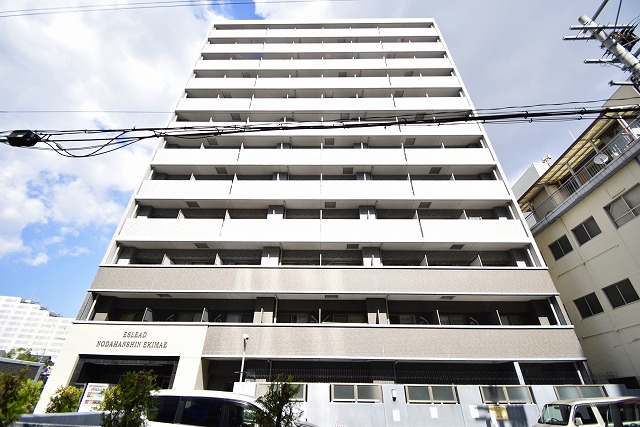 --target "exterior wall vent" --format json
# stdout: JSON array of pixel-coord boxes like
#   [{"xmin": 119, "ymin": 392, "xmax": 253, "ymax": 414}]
[
  {"xmin": 230, "ymin": 113, "xmax": 241, "ymax": 120},
  {"xmin": 324, "ymin": 138, "xmax": 335, "ymax": 146},
  {"xmin": 439, "ymin": 295, "xmax": 456, "ymax": 300},
  {"xmin": 429, "ymin": 167, "xmax": 442, "ymax": 174},
  {"xmin": 215, "ymin": 167, "xmax": 228, "ymax": 174},
  {"xmin": 194, "ymin": 243, "xmax": 209, "ymax": 249},
  {"xmin": 156, "ymin": 294, "xmax": 172, "ymax": 298},
  {"xmin": 418, "ymin": 202, "xmax": 431, "ymax": 208},
  {"xmin": 186, "ymin": 201, "xmax": 200, "ymax": 208},
  {"xmin": 325, "ymin": 295, "xmax": 339, "ymax": 299},
  {"xmin": 404, "ymin": 138, "xmax": 416, "ymax": 146},
  {"xmin": 346, "ymin": 244, "xmax": 359, "ymax": 249},
  {"xmin": 206, "ymin": 137, "xmax": 218, "ymax": 146},
  {"xmin": 449, "ymin": 244, "xmax": 465, "ymax": 250},
  {"xmin": 342, "ymin": 167, "xmax": 354, "ymax": 174},
  {"xmin": 325, "ymin": 202, "xmax": 337, "ymax": 208}
]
